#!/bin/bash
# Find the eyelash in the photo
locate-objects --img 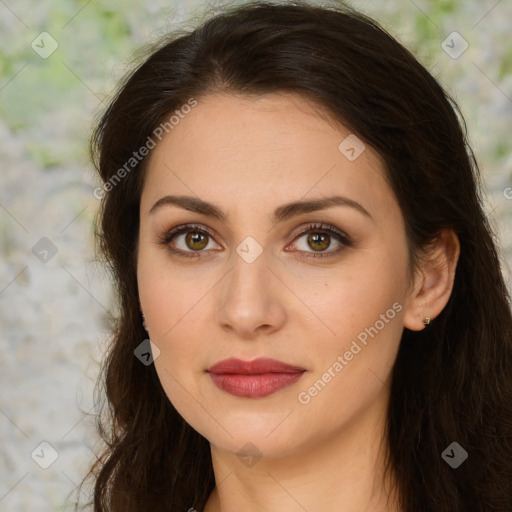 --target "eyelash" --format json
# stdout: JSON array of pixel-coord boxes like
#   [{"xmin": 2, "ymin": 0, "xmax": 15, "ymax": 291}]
[{"xmin": 157, "ymin": 222, "xmax": 352, "ymax": 259}]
